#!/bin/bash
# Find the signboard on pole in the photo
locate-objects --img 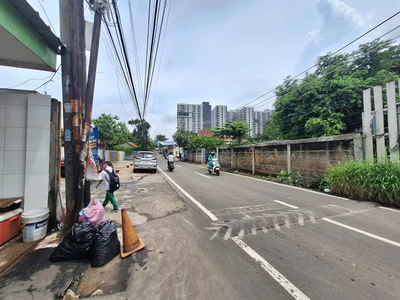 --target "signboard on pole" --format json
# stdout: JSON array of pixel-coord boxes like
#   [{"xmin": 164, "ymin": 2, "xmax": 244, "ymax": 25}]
[{"xmin": 89, "ymin": 126, "xmax": 99, "ymax": 162}]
